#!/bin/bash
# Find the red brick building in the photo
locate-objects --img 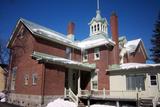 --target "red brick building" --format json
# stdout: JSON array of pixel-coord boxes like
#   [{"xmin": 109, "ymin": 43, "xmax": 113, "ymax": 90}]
[{"xmin": 7, "ymin": 9, "xmax": 148, "ymax": 107}]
